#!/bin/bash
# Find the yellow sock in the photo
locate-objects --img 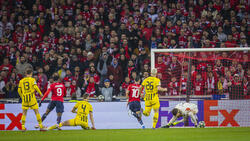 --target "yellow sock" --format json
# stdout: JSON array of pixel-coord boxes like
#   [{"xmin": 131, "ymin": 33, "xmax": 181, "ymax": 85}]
[
  {"xmin": 59, "ymin": 123, "xmax": 63, "ymax": 127},
  {"xmin": 153, "ymin": 112, "xmax": 159, "ymax": 128},
  {"xmin": 173, "ymin": 122, "xmax": 178, "ymax": 126},
  {"xmin": 48, "ymin": 124, "xmax": 57, "ymax": 130},
  {"xmin": 21, "ymin": 115, "xmax": 26, "ymax": 129},
  {"xmin": 36, "ymin": 113, "xmax": 43, "ymax": 128}
]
